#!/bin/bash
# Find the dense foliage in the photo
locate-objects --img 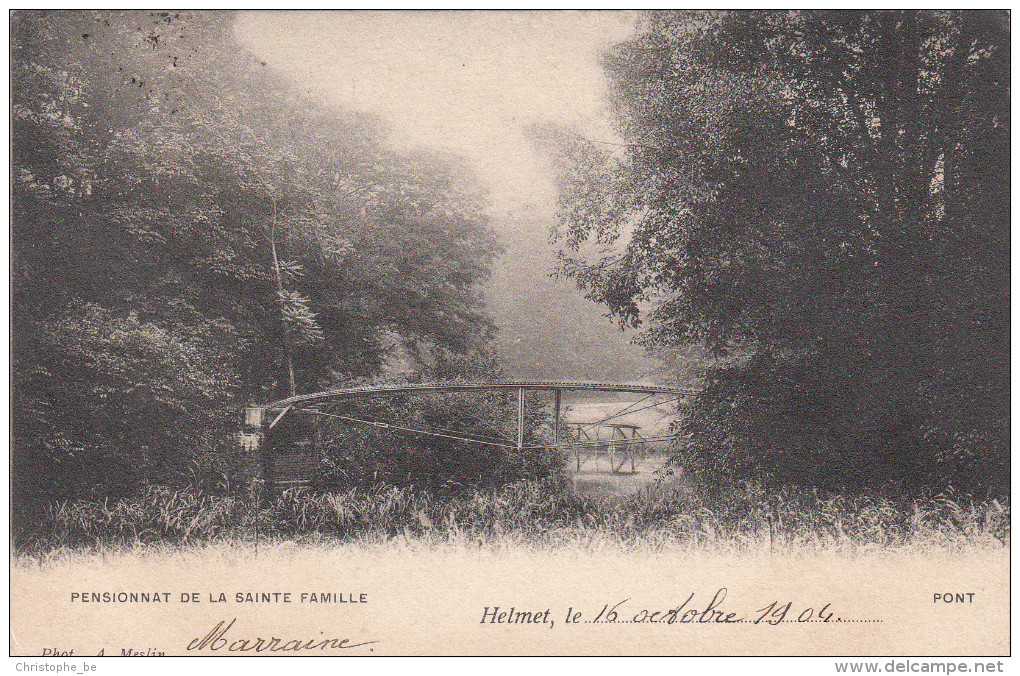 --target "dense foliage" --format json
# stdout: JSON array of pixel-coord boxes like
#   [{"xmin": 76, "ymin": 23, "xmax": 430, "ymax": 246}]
[
  {"xmin": 302, "ymin": 354, "xmax": 560, "ymax": 491},
  {"xmin": 550, "ymin": 11, "xmax": 1009, "ymax": 492},
  {"xmin": 11, "ymin": 11, "xmax": 512, "ymax": 517}
]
